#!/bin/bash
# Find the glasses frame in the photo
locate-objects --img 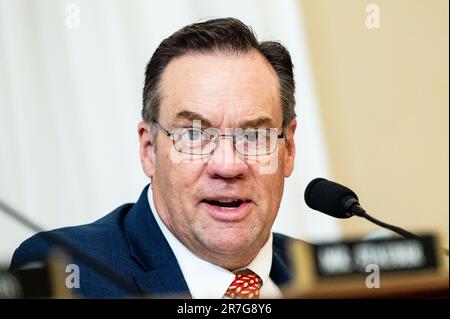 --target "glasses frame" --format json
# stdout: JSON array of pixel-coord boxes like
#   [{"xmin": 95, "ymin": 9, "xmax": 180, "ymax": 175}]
[{"xmin": 152, "ymin": 121, "xmax": 285, "ymax": 156}]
